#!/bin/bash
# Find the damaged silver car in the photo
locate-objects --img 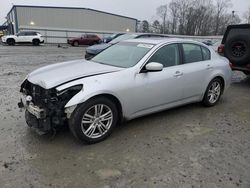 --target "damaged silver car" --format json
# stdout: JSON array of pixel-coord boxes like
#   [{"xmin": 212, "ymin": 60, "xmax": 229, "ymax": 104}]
[{"xmin": 18, "ymin": 38, "xmax": 232, "ymax": 144}]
